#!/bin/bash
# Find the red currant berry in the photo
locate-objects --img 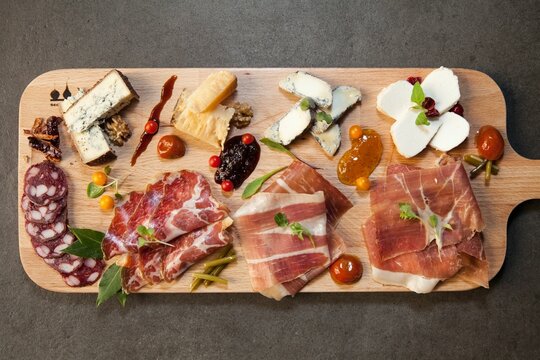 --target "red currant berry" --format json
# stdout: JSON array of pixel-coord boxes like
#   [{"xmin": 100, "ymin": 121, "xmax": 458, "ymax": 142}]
[
  {"xmin": 208, "ymin": 155, "xmax": 221, "ymax": 168},
  {"xmin": 407, "ymin": 76, "xmax": 422, "ymax": 85},
  {"xmin": 221, "ymin": 180, "xmax": 234, "ymax": 192},
  {"xmin": 449, "ymin": 103, "xmax": 464, "ymax": 117},
  {"xmin": 144, "ymin": 121, "xmax": 159, "ymax": 134},
  {"xmin": 426, "ymin": 108, "xmax": 440, "ymax": 118},
  {"xmin": 241, "ymin": 133, "xmax": 255, "ymax": 145}
]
